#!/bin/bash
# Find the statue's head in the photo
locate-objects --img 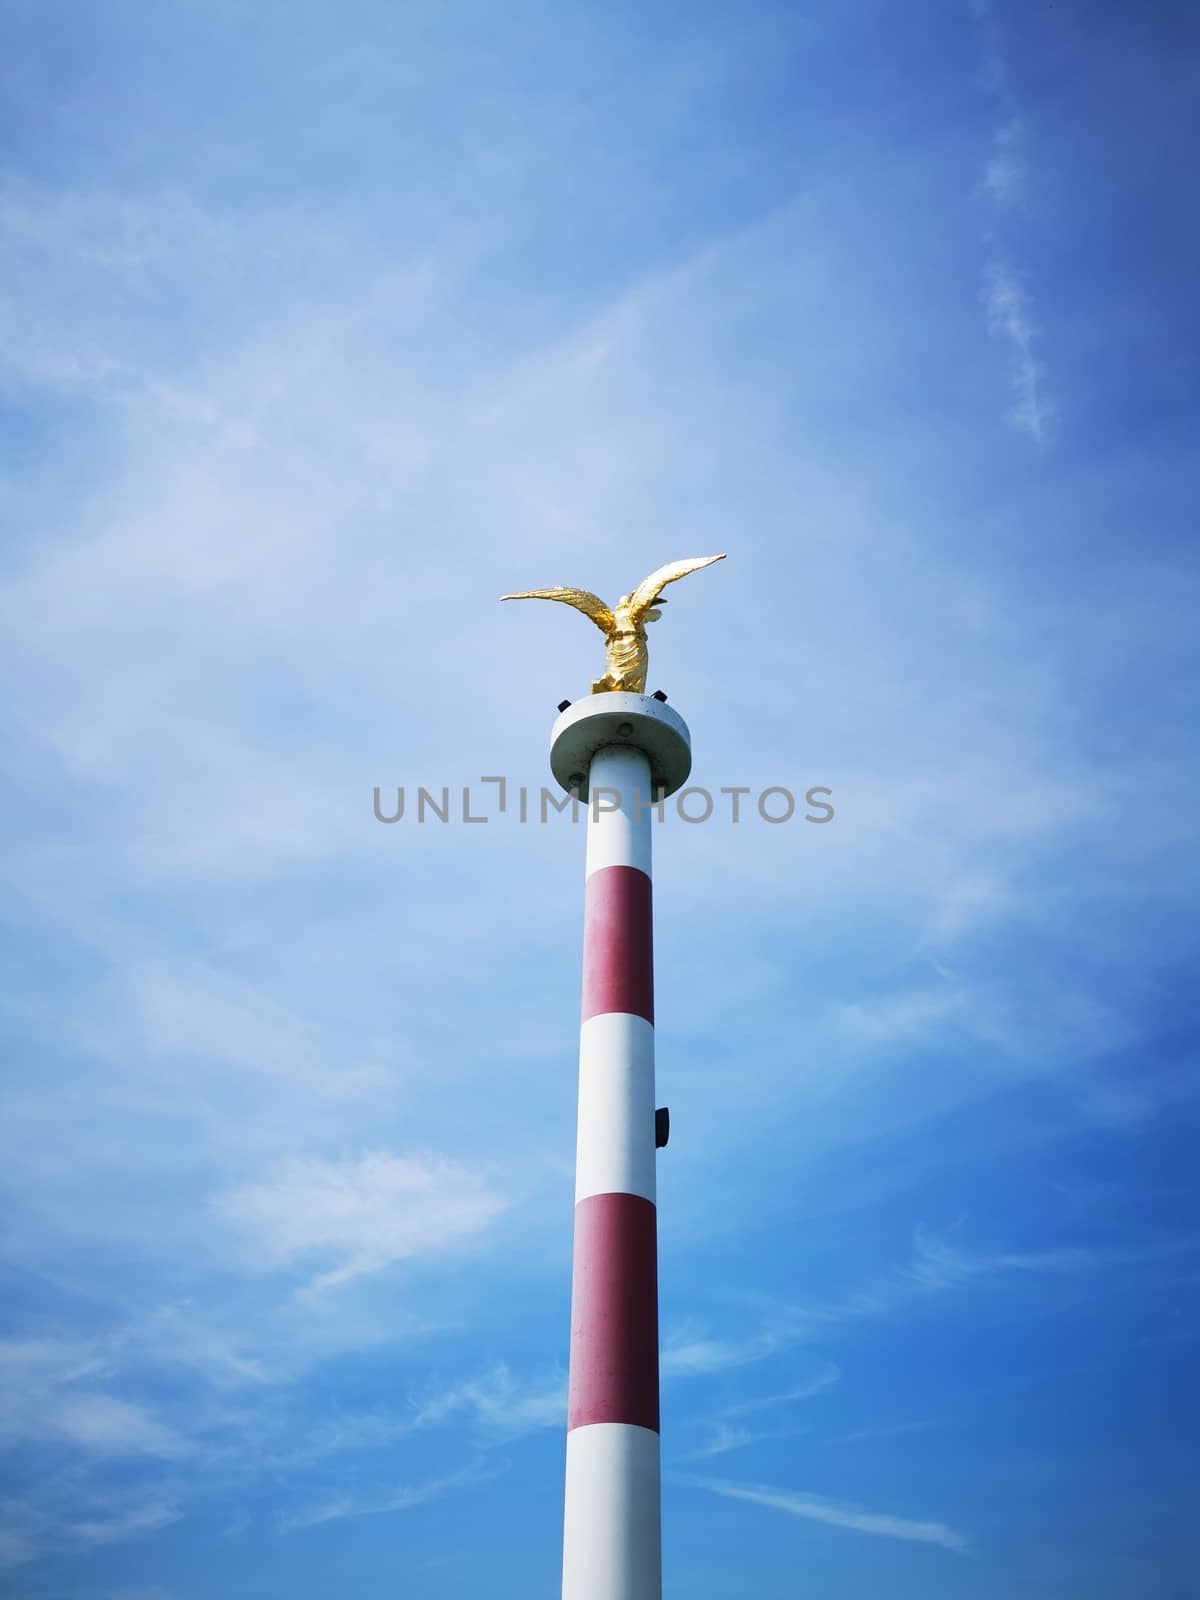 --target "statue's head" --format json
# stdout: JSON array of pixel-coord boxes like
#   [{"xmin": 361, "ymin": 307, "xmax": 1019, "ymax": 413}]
[{"xmin": 617, "ymin": 593, "xmax": 664, "ymax": 622}]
